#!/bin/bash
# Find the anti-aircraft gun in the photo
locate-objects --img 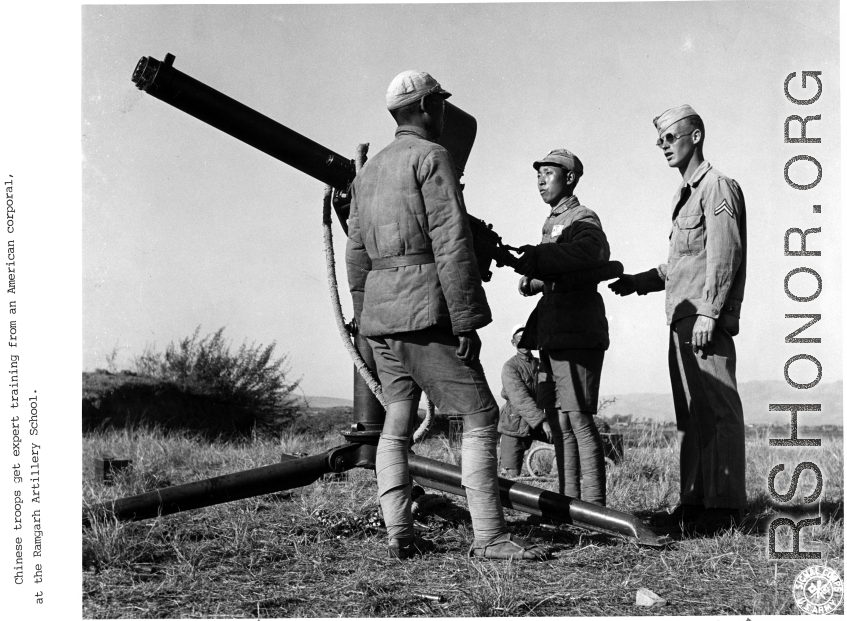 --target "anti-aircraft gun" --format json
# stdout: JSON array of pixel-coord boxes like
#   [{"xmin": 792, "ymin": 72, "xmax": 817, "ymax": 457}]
[{"xmin": 83, "ymin": 53, "xmax": 662, "ymax": 548}]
